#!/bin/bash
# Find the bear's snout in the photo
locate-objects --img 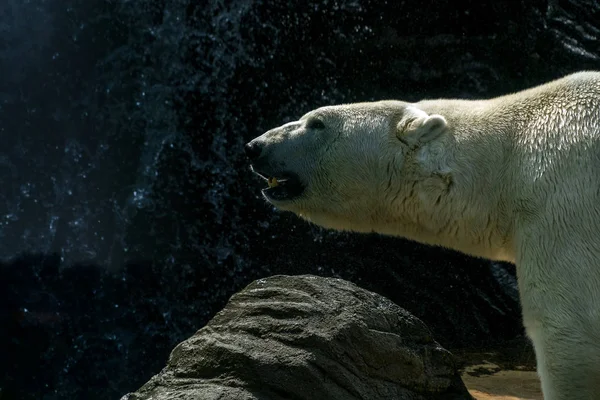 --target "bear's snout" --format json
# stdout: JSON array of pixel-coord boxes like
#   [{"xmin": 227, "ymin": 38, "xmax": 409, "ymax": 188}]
[{"xmin": 244, "ymin": 140, "xmax": 263, "ymax": 161}]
